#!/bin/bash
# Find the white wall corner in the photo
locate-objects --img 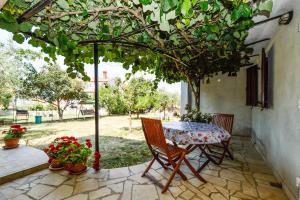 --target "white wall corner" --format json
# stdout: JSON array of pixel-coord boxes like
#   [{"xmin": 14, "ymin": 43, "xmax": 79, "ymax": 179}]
[{"xmin": 296, "ymin": 177, "xmax": 300, "ymax": 188}]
